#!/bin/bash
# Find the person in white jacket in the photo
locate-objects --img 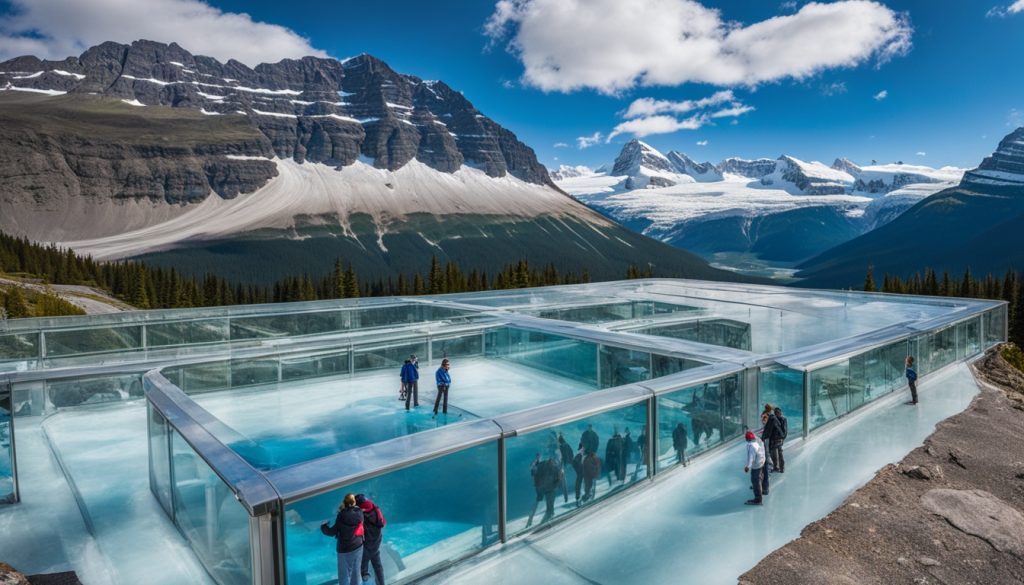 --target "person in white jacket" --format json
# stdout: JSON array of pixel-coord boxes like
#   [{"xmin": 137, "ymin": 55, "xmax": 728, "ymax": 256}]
[{"xmin": 743, "ymin": 430, "xmax": 769, "ymax": 505}]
